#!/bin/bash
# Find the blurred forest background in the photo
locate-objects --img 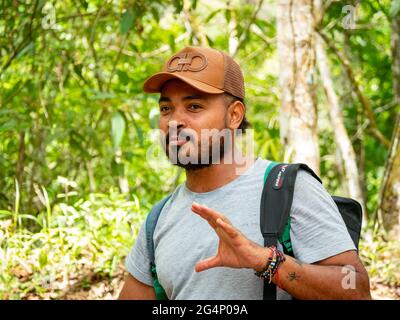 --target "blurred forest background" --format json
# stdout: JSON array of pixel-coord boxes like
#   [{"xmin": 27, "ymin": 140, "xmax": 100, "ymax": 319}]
[{"xmin": 0, "ymin": 0, "xmax": 399, "ymax": 299}]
